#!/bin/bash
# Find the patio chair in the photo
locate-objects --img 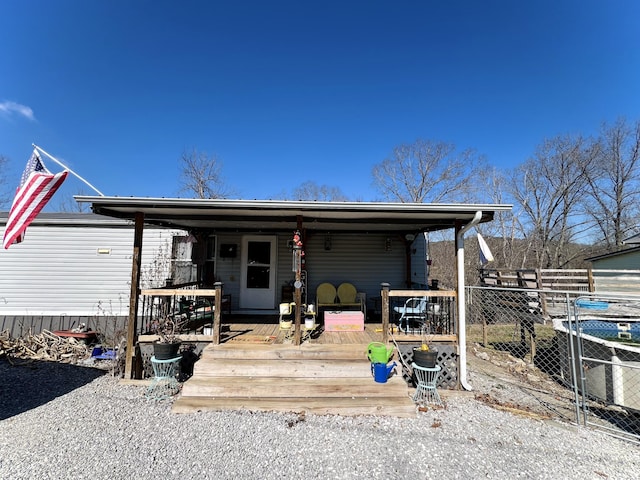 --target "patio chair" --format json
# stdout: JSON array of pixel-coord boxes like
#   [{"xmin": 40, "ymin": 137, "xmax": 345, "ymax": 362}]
[
  {"xmin": 279, "ymin": 302, "xmax": 317, "ymax": 341},
  {"xmin": 393, "ymin": 297, "xmax": 428, "ymax": 333},
  {"xmin": 337, "ymin": 282, "xmax": 362, "ymax": 311},
  {"xmin": 316, "ymin": 283, "xmax": 338, "ymax": 309}
]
